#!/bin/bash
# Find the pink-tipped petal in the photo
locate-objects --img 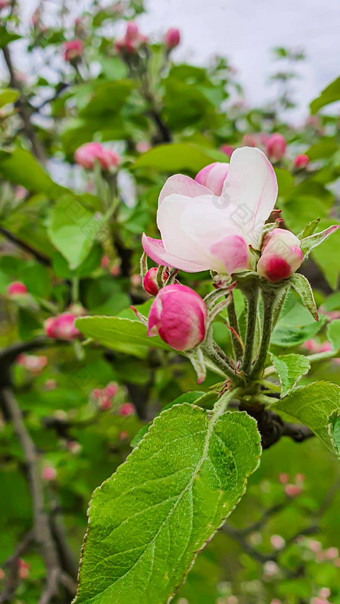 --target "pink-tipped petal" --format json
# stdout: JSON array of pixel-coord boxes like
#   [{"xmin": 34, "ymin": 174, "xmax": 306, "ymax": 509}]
[
  {"xmin": 159, "ymin": 174, "xmax": 211, "ymax": 204},
  {"xmin": 142, "ymin": 234, "xmax": 210, "ymax": 272},
  {"xmin": 210, "ymin": 234, "xmax": 249, "ymax": 274}
]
